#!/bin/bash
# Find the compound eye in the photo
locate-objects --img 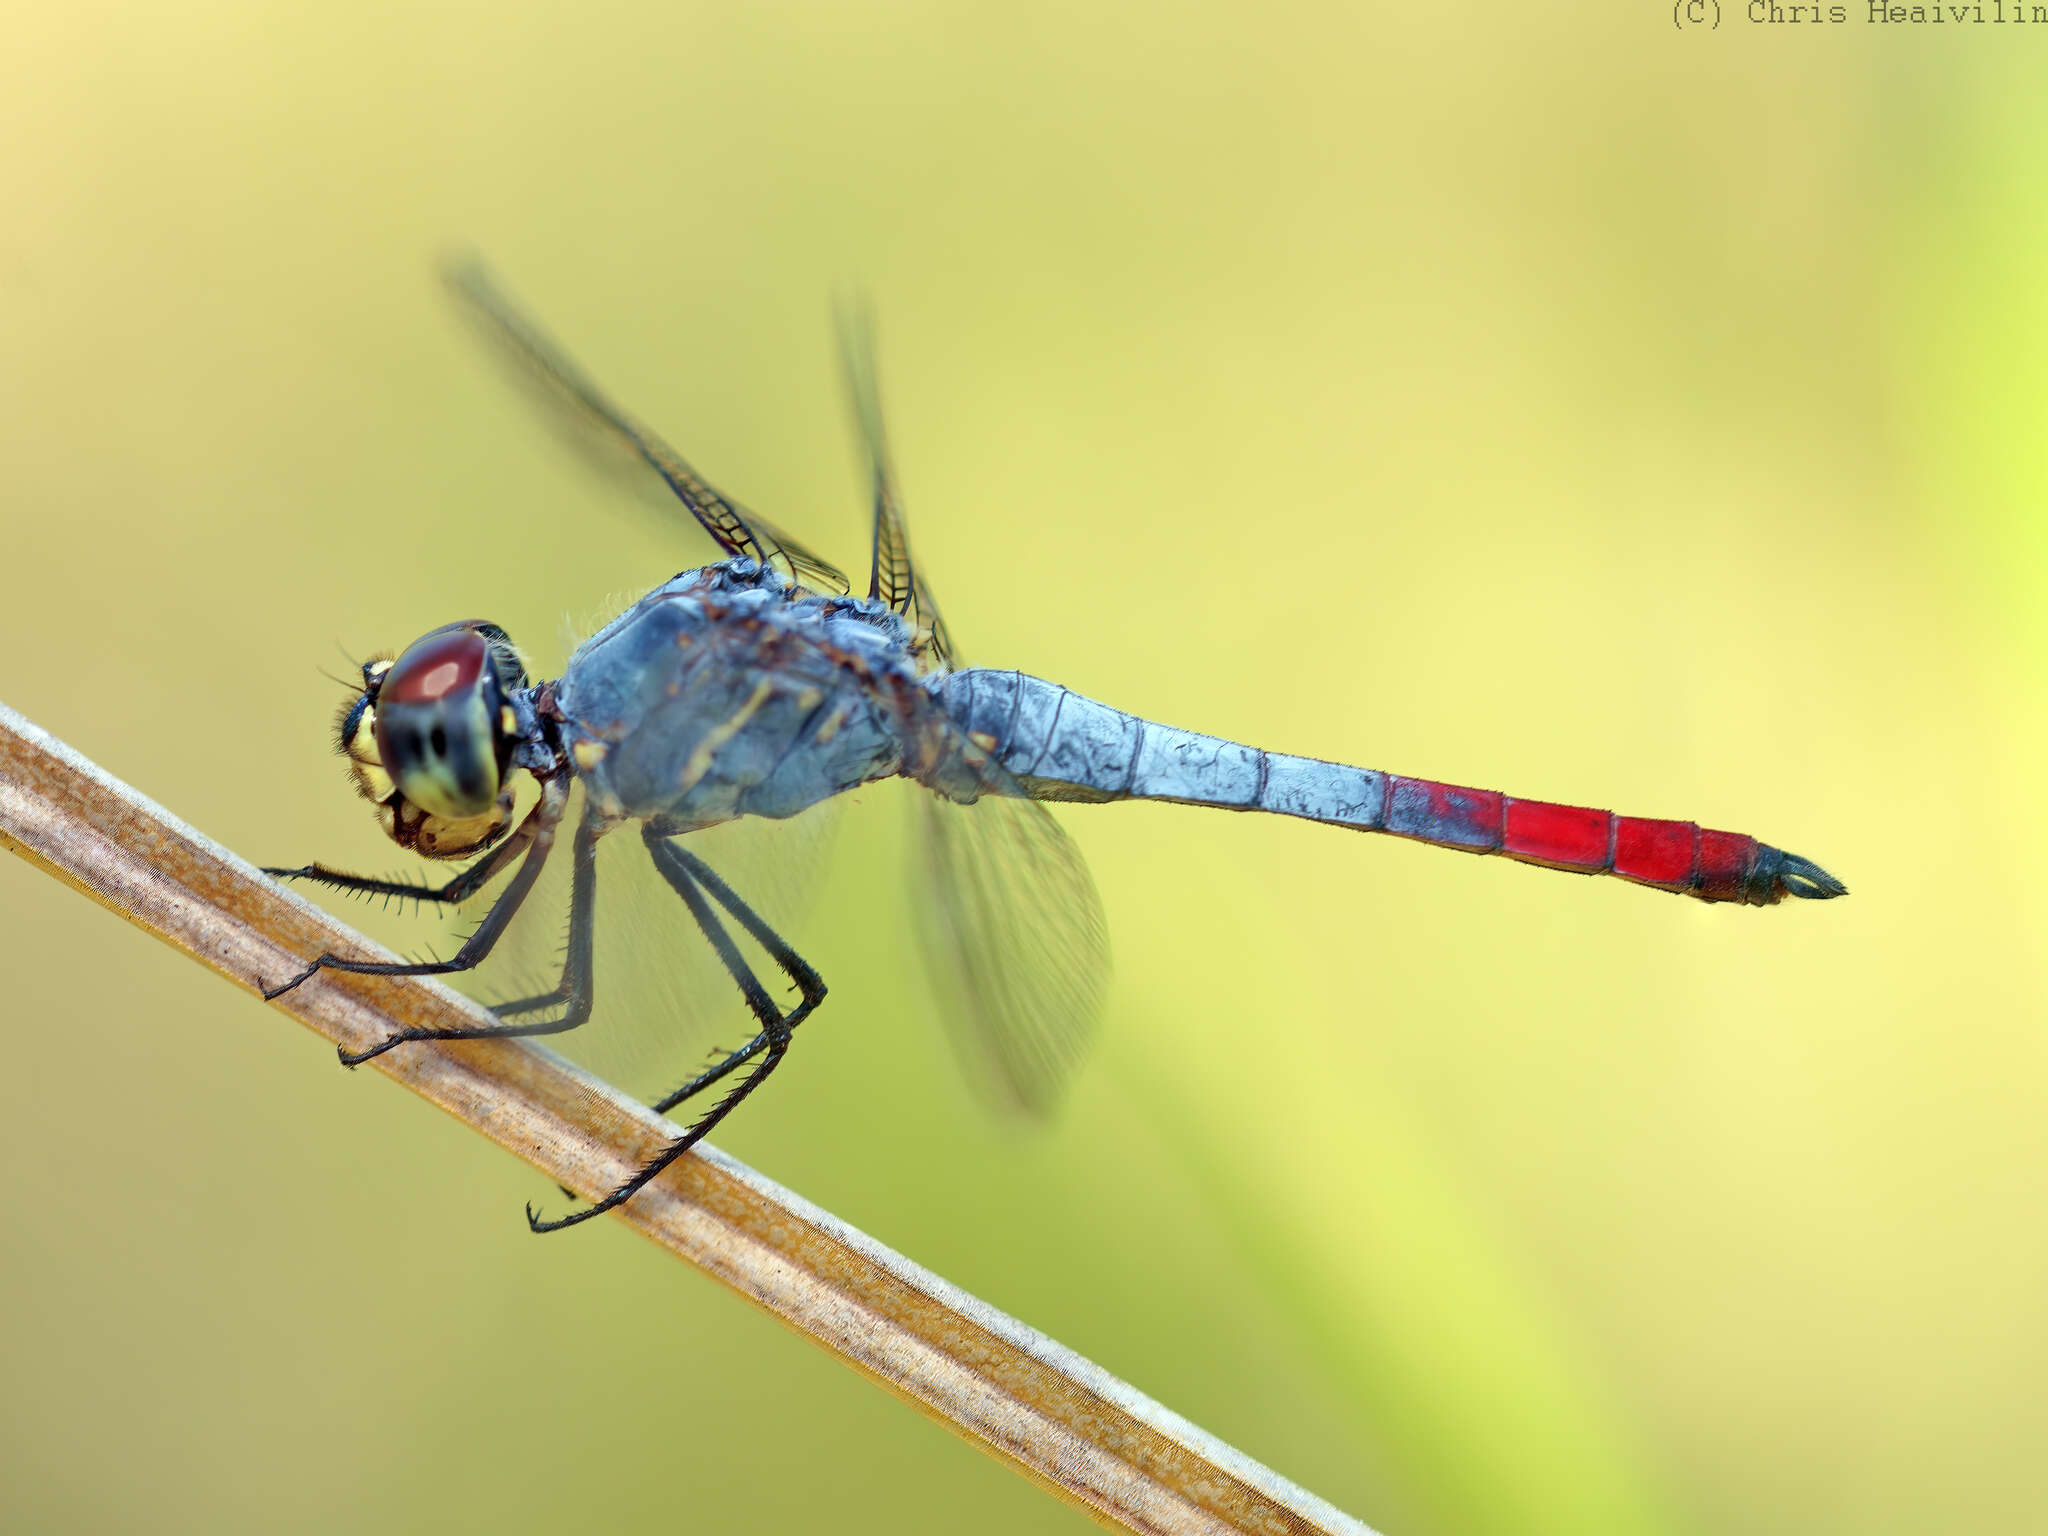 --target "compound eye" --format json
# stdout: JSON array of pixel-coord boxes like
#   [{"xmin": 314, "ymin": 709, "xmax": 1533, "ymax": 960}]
[
  {"xmin": 372, "ymin": 629, "xmax": 501, "ymax": 819},
  {"xmin": 381, "ymin": 628, "xmax": 486, "ymax": 710}
]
